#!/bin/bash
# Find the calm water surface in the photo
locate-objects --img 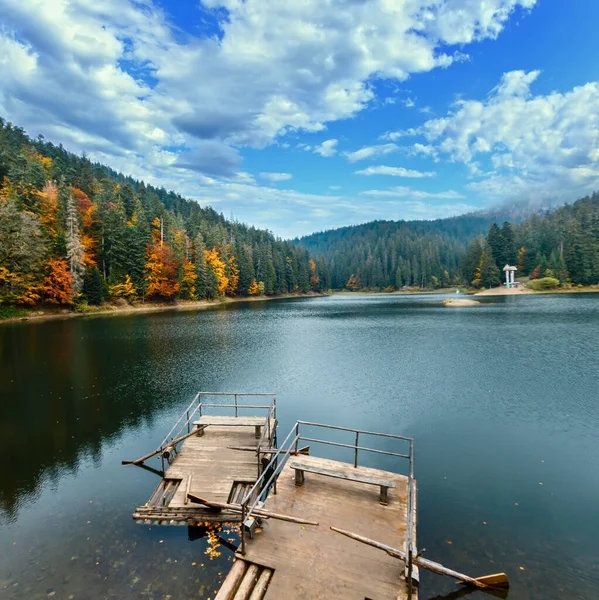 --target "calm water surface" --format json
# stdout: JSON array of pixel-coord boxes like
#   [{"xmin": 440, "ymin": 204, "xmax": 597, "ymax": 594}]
[{"xmin": 1, "ymin": 294, "xmax": 598, "ymax": 599}]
